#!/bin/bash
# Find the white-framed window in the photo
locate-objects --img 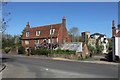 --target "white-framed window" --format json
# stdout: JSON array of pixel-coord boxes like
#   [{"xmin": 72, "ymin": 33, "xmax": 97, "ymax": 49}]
[
  {"xmin": 25, "ymin": 40, "xmax": 29, "ymax": 45},
  {"xmin": 48, "ymin": 39, "xmax": 50, "ymax": 43},
  {"xmin": 36, "ymin": 30, "xmax": 41, "ymax": 36},
  {"xmin": 34, "ymin": 40, "xmax": 39, "ymax": 44},
  {"xmin": 48, "ymin": 39, "xmax": 54, "ymax": 43},
  {"xmin": 50, "ymin": 29, "xmax": 55, "ymax": 35},
  {"xmin": 26, "ymin": 32, "xmax": 30, "ymax": 37},
  {"xmin": 57, "ymin": 38, "xmax": 58, "ymax": 43}
]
